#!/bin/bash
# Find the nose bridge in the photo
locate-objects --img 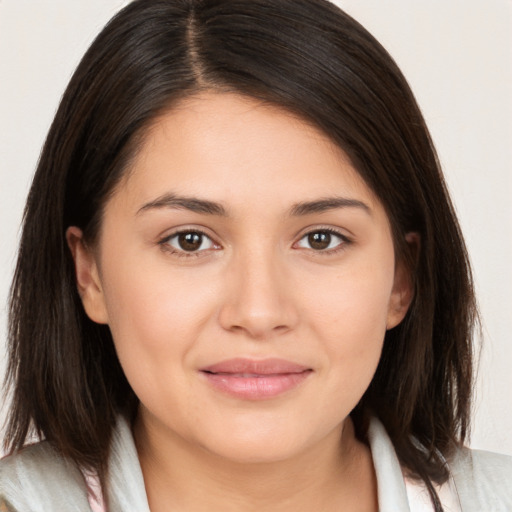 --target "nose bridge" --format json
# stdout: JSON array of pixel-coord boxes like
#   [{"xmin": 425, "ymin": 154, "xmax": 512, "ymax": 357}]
[{"xmin": 218, "ymin": 242, "xmax": 297, "ymax": 338}]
